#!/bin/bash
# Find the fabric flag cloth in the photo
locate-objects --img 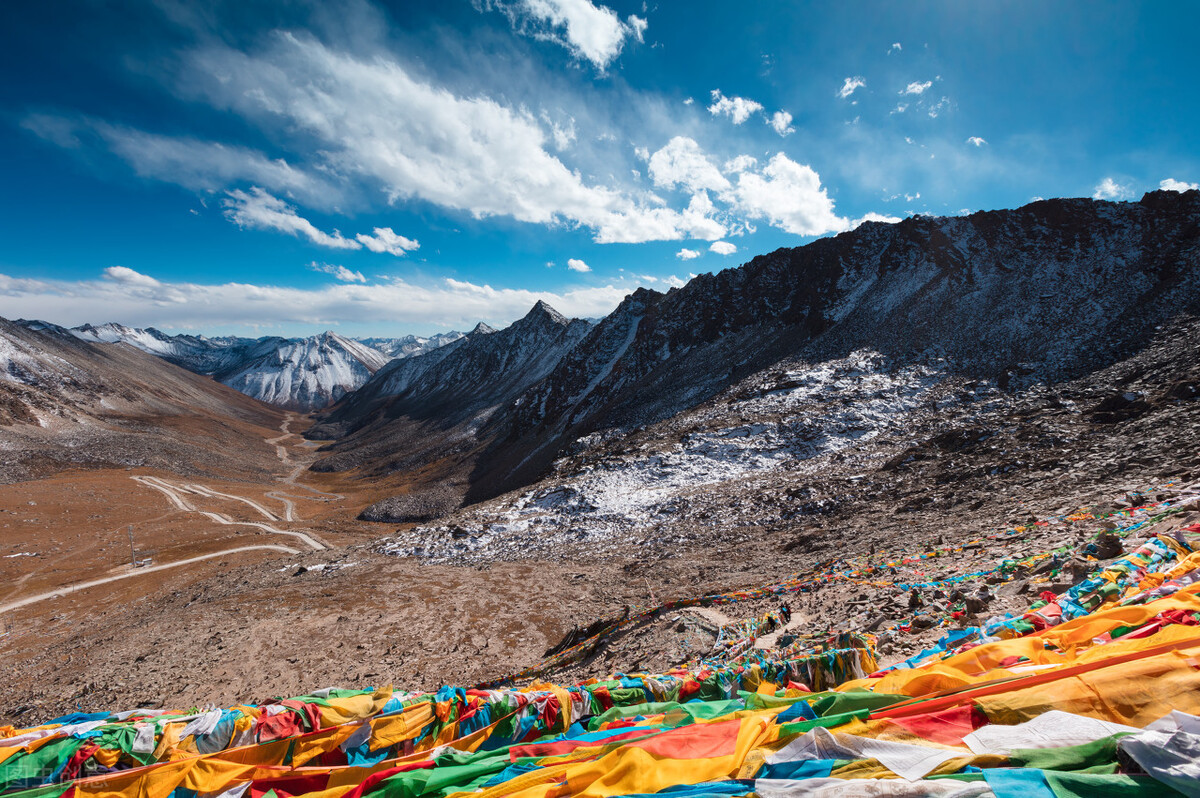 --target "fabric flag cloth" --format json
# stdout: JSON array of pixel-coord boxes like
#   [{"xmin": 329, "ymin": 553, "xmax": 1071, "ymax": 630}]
[
  {"xmin": 753, "ymin": 777, "xmax": 993, "ymax": 797},
  {"xmin": 962, "ymin": 710, "xmax": 1138, "ymax": 755},
  {"xmin": 765, "ymin": 725, "xmax": 965, "ymax": 782},
  {"xmin": 1117, "ymin": 710, "xmax": 1200, "ymax": 798}
]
